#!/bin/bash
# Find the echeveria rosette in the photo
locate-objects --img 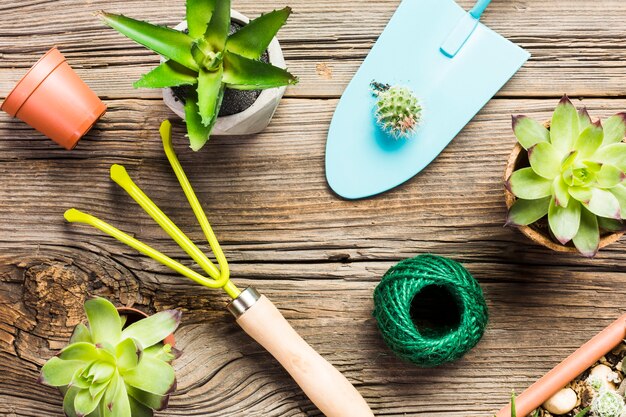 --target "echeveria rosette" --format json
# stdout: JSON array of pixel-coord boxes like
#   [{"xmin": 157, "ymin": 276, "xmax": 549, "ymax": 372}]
[
  {"xmin": 506, "ymin": 95, "xmax": 626, "ymax": 257},
  {"xmin": 39, "ymin": 298, "xmax": 181, "ymax": 417},
  {"xmin": 99, "ymin": 0, "xmax": 297, "ymax": 151}
]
